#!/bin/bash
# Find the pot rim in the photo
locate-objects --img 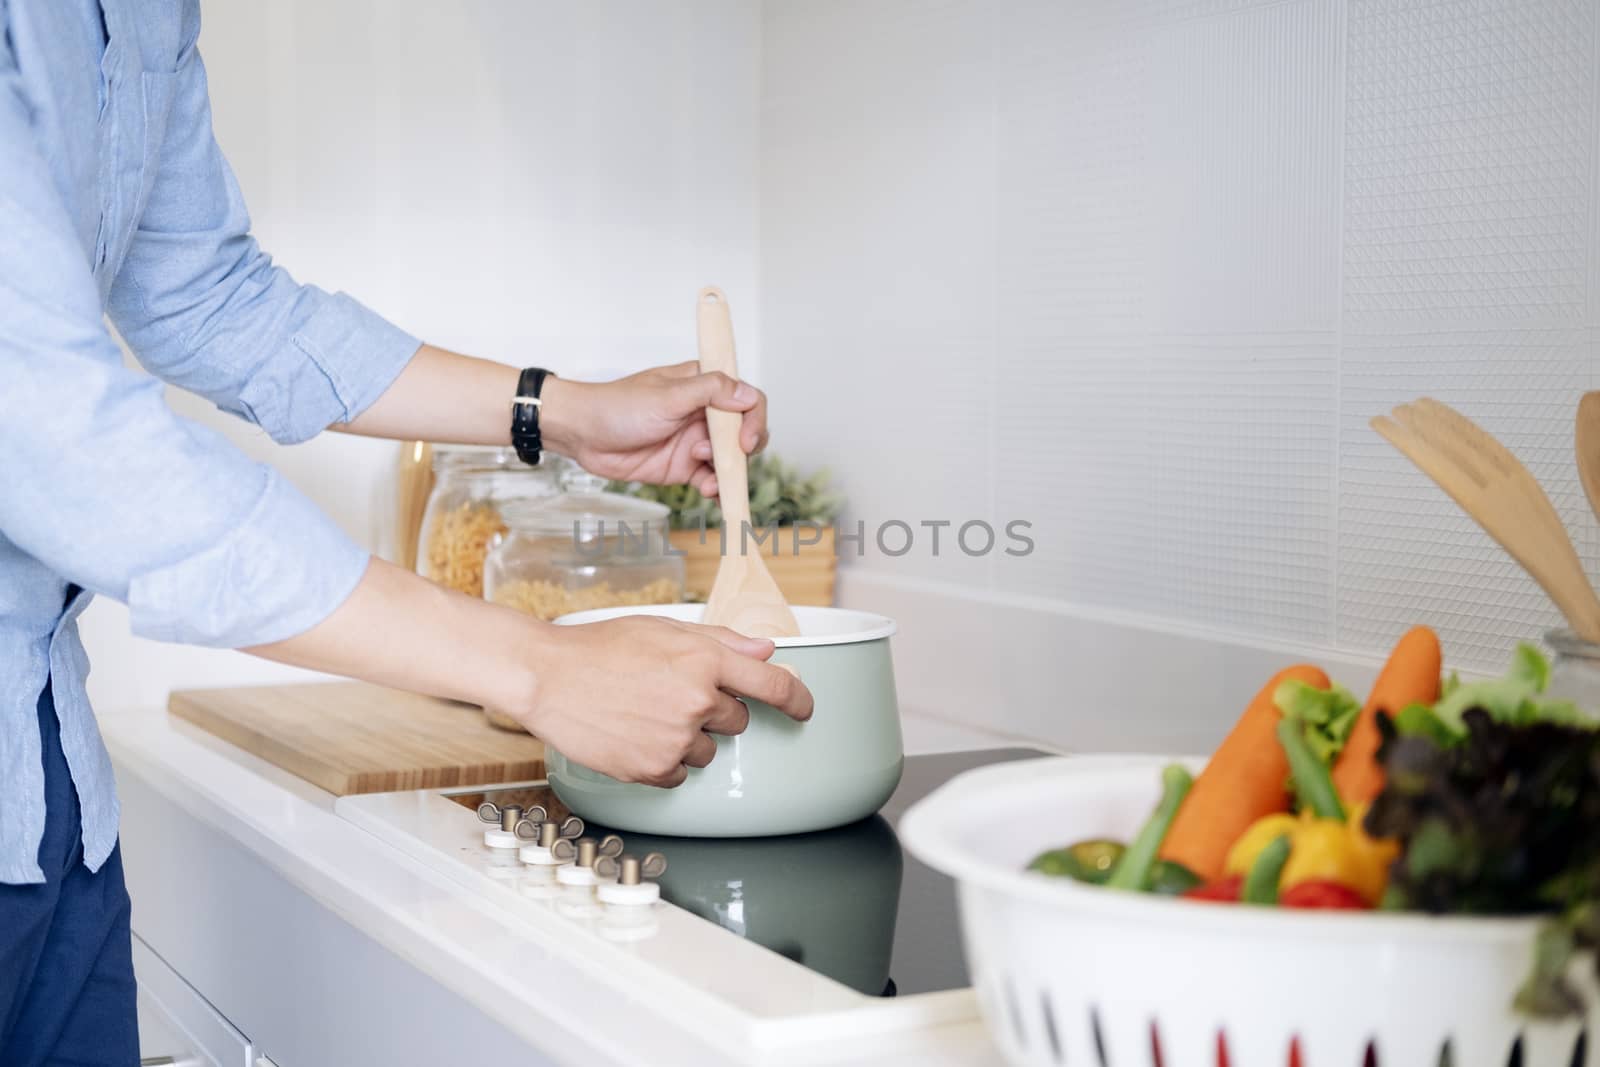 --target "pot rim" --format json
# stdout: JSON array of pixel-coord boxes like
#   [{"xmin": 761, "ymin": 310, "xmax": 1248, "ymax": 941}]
[{"xmin": 553, "ymin": 603, "xmax": 897, "ymax": 647}]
